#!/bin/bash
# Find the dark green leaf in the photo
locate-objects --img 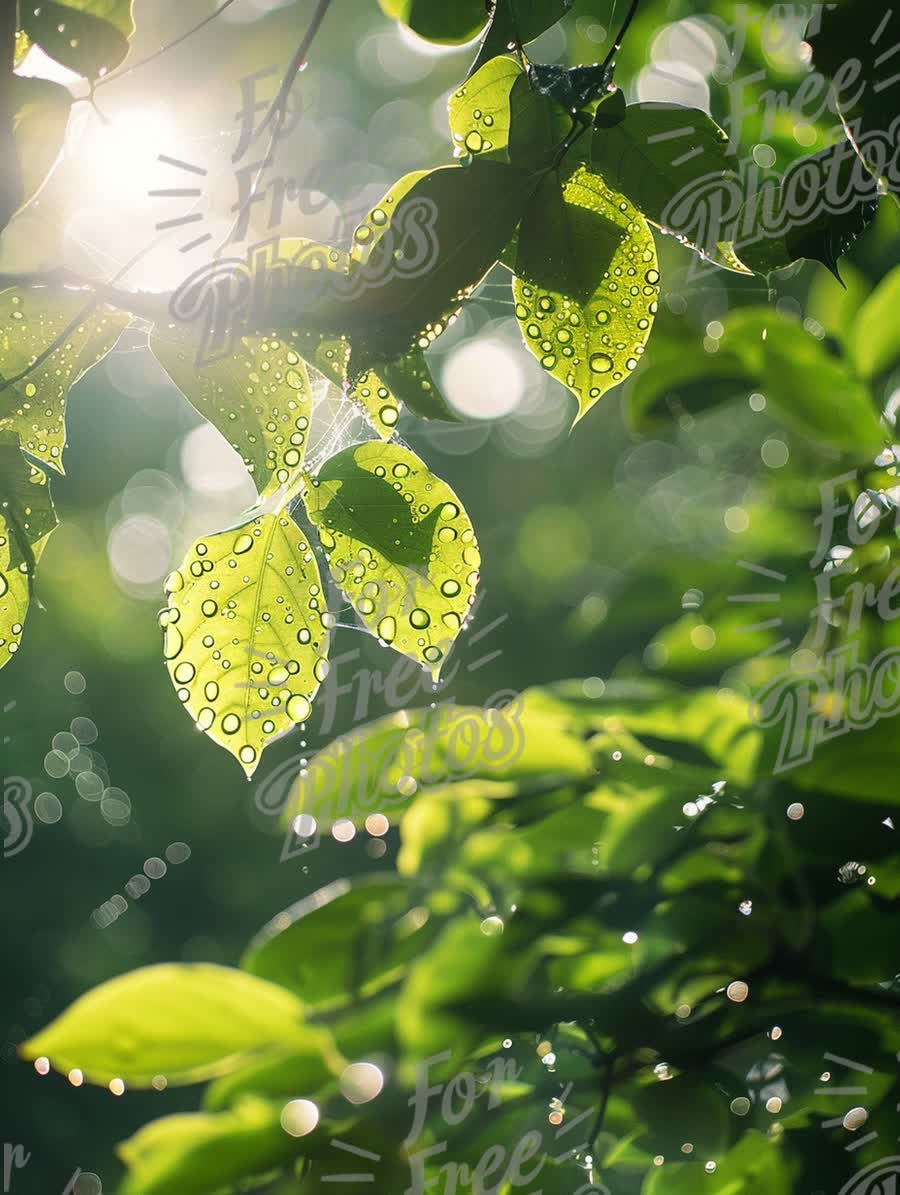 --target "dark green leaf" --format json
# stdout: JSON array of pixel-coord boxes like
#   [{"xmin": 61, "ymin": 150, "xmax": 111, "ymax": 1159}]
[{"xmin": 23, "ymin": 0, "xmax": 130, "ymax": 78}]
